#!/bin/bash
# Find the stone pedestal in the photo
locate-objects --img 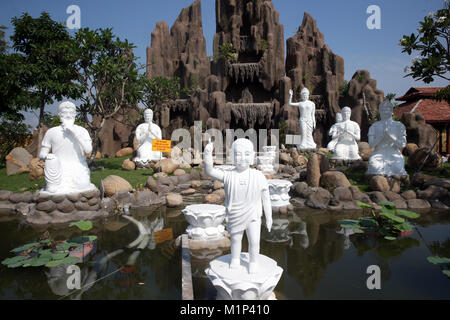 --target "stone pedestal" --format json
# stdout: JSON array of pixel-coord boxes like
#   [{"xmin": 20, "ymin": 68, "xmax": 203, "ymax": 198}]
[
  {"xmin": 205, "ymin": 253, "xmax": 283, "ymax": 300},
  {"xmin": 268, "ymin": 179, "xmax": 293, "ymax": 208},
  {"xmin": 257, "ymin": 156, "xmax": 275, "ymax": 175},
  {"xmin": 182, "ymin": 204, "xmax": 227, "ymax": 241}
]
